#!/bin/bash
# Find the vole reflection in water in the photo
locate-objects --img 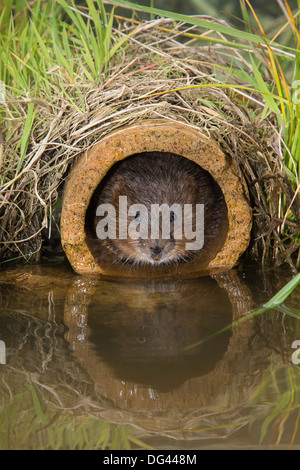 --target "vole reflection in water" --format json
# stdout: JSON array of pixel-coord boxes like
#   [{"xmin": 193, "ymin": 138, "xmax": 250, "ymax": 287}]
[{"xmin": 87, "ymin": 276, "xmax": 232, "ymax": 392}]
